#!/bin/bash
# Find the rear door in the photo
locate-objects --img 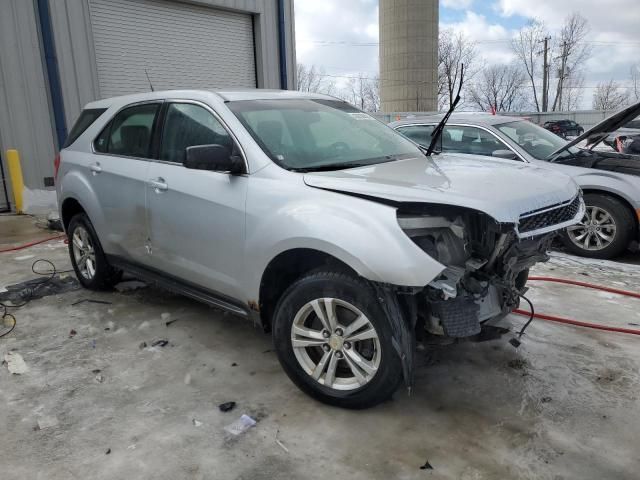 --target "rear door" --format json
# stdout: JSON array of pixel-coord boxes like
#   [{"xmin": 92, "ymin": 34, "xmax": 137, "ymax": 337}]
[
  {"xmin": 91, "ymin": 102, "xmax": 161, "ymax": 261},
  {"xmin": 145, "ymin": 101, "xmax": 248, "ymax": 300}
]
